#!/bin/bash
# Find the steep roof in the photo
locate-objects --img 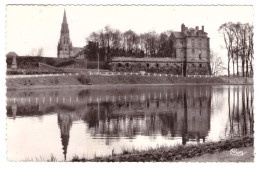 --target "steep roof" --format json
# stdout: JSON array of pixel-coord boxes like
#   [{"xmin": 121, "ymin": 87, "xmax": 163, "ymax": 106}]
[
  {"xmin": 171, "ymin": 31, "xmax": 183, "ymax": 38},
  {"xmin": 72, "ymin": 47, "xmax": 83, "ymax": 55}
]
